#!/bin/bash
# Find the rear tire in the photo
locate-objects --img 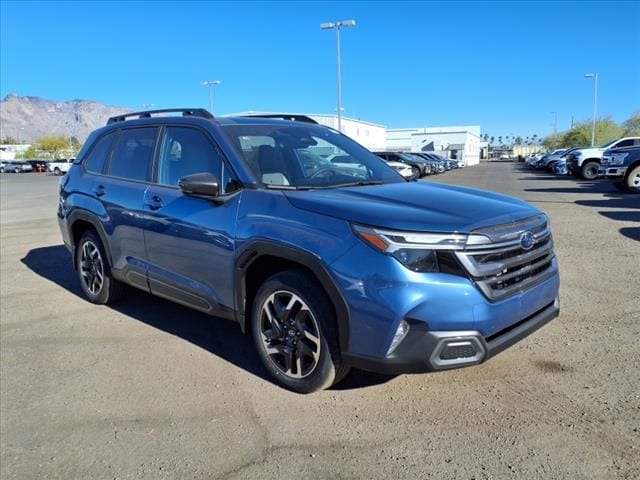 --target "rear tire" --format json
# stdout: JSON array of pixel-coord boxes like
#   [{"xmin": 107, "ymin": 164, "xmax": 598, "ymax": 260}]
[
  {"xmin": 580, "ymin": 161, "xmax": 599, "ymax": 180},
  {"xmin": 251, "ymin": 270, "xmax": 347, "ymax": 393},
  {"xmin": 625, "ymin": 165, "xmax": 640, "ymax": 193},
  {"xmin": 76, "ymin": 230, "xmax": 124, "ymax": 304},
  {"xmin": 54, "ymin": 167, "xmax": 61, "ymax": 175}
]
